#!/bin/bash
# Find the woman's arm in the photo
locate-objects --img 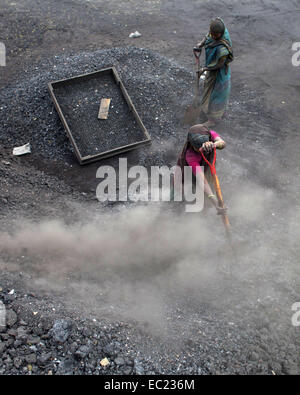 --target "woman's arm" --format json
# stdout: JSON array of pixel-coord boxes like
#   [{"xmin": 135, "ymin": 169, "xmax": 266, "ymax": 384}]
[
  {"xmin": 196, "ymin": 35, "xmax": 208, "ymax": 49},
  {"xmin": 201, "ymin": 137, "xmax": 226, "ymax": 153},
  {"xmin": 213, "ymin": 137, "xmax": 226, "ymax": 150}
]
